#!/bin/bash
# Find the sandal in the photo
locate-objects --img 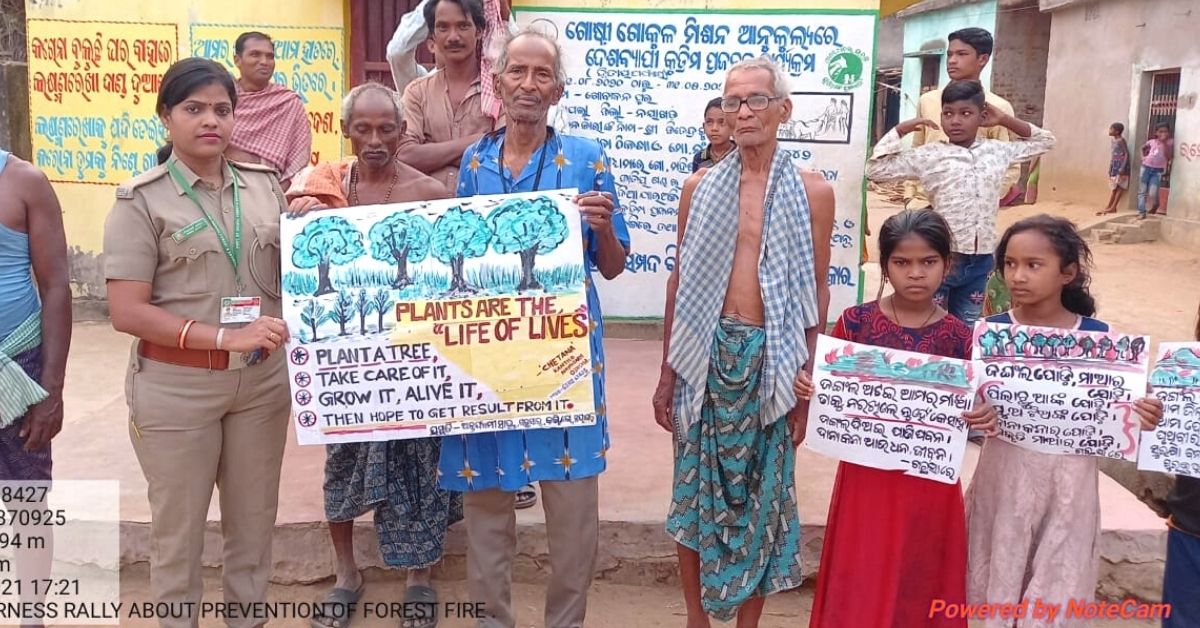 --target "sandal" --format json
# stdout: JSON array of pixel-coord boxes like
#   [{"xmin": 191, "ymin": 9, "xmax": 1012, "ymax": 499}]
[
  {"xmin": 515, "ymin": 483, "xmax": 537, "ymax": 510},
  {"xmin": 1096, "ymin": 209, "xmax": 1116, "ymax": 216},
  {"xmin": 401, "ymin": 584, "xmax": 439, "ymax": 628},
  {"xmin": 311, "ymin": 578, "xmax": 365, "ymax": 628}
]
